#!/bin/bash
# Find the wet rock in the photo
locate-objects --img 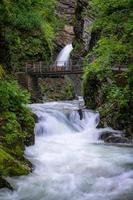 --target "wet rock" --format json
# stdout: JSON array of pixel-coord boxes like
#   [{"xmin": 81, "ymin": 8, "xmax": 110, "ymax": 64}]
[
  {"xmin": 0, "ymin": 178, "xmax": 13, "ymax": 190},
  {"xmin": 100, "ymin": 131, "xmax": 130, "ymax": 144},
  {"xmin": 105, "ymin": 135, "xmax": 130, "ymax": 143},
  {"xmin": 77, "ymin": 109, "xmax": 83, "ymax": 120},
  {"xmin": 55, "ymin": 25, "xmax": 75, "ymax": 48}
]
